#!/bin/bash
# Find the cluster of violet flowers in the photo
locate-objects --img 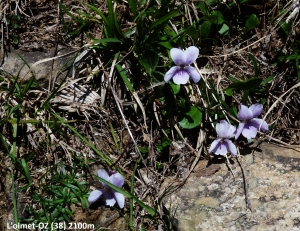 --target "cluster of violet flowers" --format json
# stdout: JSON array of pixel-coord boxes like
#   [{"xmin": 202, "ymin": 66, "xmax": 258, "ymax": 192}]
[
  {"xmin": 88, "ymin": 46, "xmax": 269, "ymax": 209},
  {"xmin": 209, "ymin": 104, "xmax": 268, "ymax": 157},
  {"xmin": 163, "ymin": 45, "xmax": 268, "ymax": 157}
]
